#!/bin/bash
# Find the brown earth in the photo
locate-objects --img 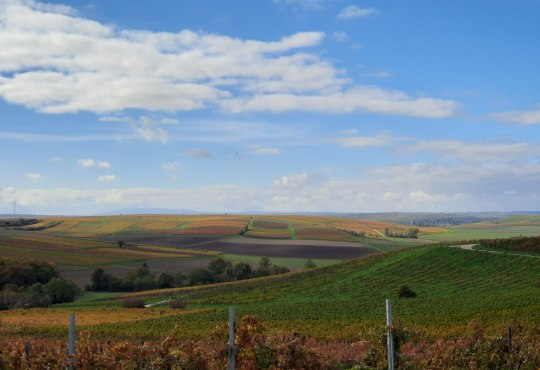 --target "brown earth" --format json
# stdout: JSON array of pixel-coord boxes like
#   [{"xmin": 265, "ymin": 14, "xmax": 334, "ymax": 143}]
[{"xmin": 102, "ymin": 233, "xmax": 379, "ymax": 259}]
